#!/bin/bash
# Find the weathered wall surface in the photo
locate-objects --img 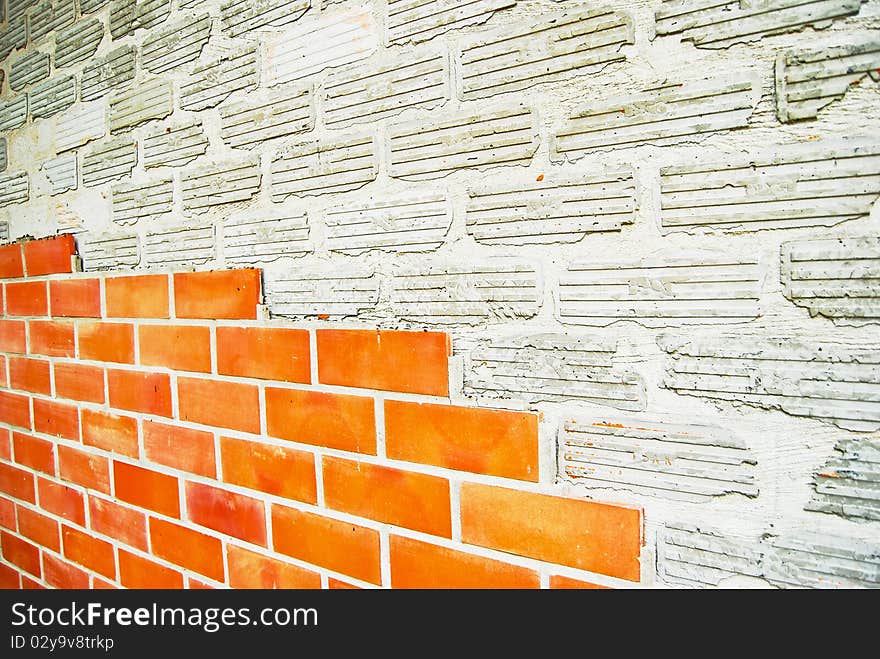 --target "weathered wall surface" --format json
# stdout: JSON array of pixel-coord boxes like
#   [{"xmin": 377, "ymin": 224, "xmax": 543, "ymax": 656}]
[{"xmin": 0, "ymin": 0, "xmax": 879, "ymax": 587}]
